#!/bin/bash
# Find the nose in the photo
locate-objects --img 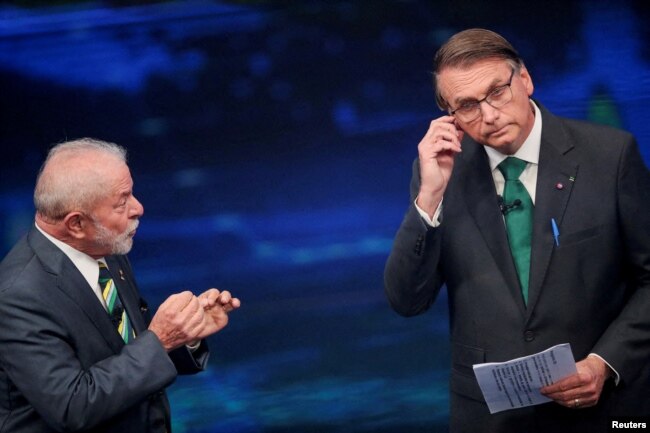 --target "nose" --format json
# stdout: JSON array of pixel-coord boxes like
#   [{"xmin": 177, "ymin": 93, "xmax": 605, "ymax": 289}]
[
  {"xmin": 479, "ymin": 100, "xmax": 499, "ymax": 123},
  {"xmin": 129, "ymin": 195, "xmax": 144, "ymax": 218}
]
